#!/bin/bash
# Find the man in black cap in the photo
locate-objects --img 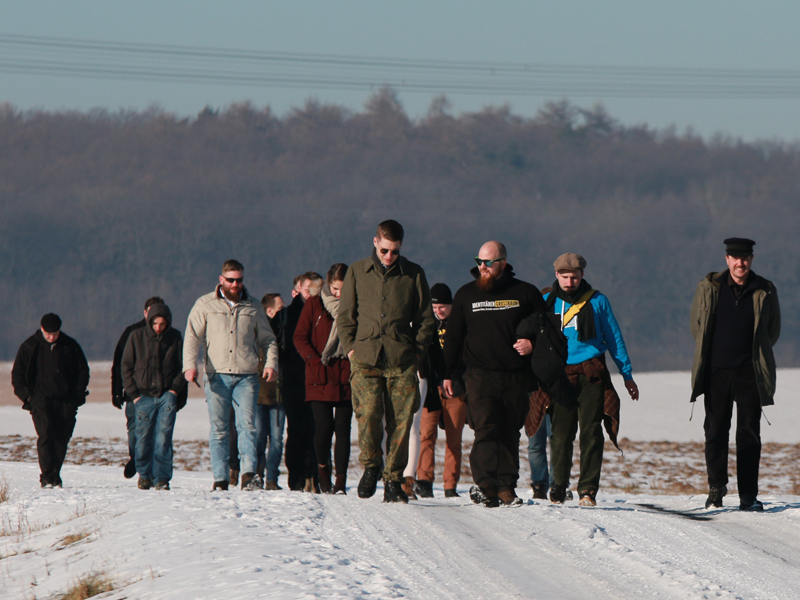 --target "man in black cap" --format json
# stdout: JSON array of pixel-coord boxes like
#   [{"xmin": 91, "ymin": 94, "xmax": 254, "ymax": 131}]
[
  {"xmin": 12, "ymin": 314, "xmax": 90, "ymax": 487},
  {"xmin": 414, "ymin": 282, "xmax": 468, "ymax": 498},
  {"xmin": 690, "ymin": 238, "xmax": 781, "ymax": 511}
]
